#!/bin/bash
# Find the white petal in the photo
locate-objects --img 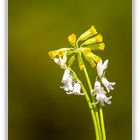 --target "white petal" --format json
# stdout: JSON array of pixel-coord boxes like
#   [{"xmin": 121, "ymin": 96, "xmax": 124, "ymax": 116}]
[
  {"xmin": 62, "ymin": 69, "xmax": 70, "ymax": 82},
  {"xmin": 59, "ymin": 56, "xmax": 63, "ymax": 64},
  {"xmin": 95, "ymin": 92, "xmax": 112, "ymax": 106},
  {"xmin": 73, "ymin": 83, "xmax": 81, "ymax": 93},
  {"xmin": 101, "ymin": 77, "xmax": 115, "ymax": 92},
  {"xmin": 54, "ymin": 58, "xmax": 59, "ymax": 64},
  {"xmin": 102, "ymin": 59, "xmax": 108, "ymax": 71},
  {"xmin": 67, "ymin": 77, "xmax": 74, "ymax": 91},
  {"xmin": 97, "ymin": 60, "xmax": 103, "ymax": 77},
  {"xmin": 93, "ymin": 80, "xmax": 103, "ymax": 94},
  {"xmin": 104, "ymin": 96, "xmax": 112, "ymax": 104},
  {"xmin": 100, "ymin": 88, "xmax": 106, "ymax": 94},
  {"xmin": 94, "ymin": 80, "xmax": 101, "ymax": 88},
  {"xmin": 110, "ymin": 82, "xmax": 116, "ymax": 86},
  {"xmin": 54, "ymin": 55, "xmax": 67, "ymax": 69},
  {"xmin": 101, "ymin": 77, "xmax": 109, "ymax": 85},
  {"xmin": 59, "ymin": 56, "xmax": 66, "ymax": 69},
  {"xmin": 63, "ymin": 53, "xmax": 67, "ymax": 63},
  {"xmin": 61, "ymin": 76, "xmax": 74, "ymax": 93},
  {"xmin": 67, "ymin": 82, "xmax": 84, "ymax": 95}
]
